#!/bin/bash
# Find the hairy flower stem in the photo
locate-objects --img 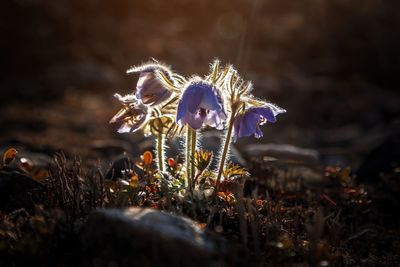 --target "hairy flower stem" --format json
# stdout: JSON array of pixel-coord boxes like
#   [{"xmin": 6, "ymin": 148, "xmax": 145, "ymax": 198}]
[
  {"xmin": 186, "ymin": 127, "xmax": 197, "ymax": 192},
  {"xmin": 215, "ymin": 113, "xmax": 235, "ymax": 195},
  {"xmin": 190, "ymin": 129, "xmax": 197, "ymax": 182},
  {"xmin": 185, "ymin": 127, "xmax": 193, "ymax": 188},
  {"xmin": 156, "ymin": 133, "xmax": 165, "ymax": 172}
]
